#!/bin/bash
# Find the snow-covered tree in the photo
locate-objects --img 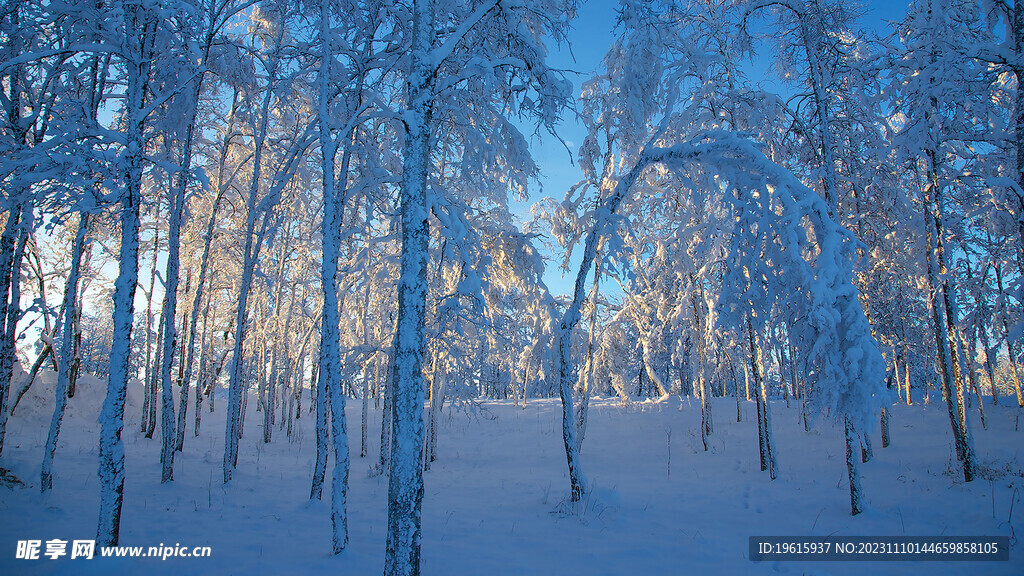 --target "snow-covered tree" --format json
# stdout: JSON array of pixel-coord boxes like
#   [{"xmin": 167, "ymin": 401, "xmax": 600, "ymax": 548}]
[
  {"xmin": 95, "ymin": 0, "xmax": 162, "ymax": 547},
  {"xmin": 544, "ymin": 0, "xmax": 886, "ymax": 514},
  {"xmin": 383, "ymin": 0, "xmax": 574, "ymax": 572},
  {"xmin": 222, "ymin": 1, "xmax": 316, "ymax": 483},
  {"xmin": 888, "ymin": 0, "xmax": 1003, "ymax": 482}
]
